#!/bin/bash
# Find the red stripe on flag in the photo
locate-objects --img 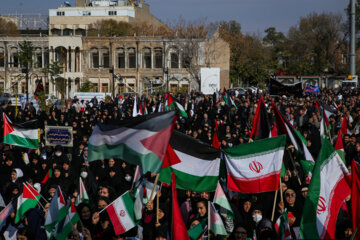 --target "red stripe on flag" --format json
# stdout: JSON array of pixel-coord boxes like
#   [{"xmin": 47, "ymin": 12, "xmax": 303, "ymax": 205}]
[
  {"xmin": 227, "ymin": 172, "xmax": 280, "ymax": 193},
  {"xmin": 322, "ymin": 176, "xmax": 351, "ymax": 239},
  {"xmin": 106, "ymin": 204, "xmax": 126, "ymax": 236}
]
